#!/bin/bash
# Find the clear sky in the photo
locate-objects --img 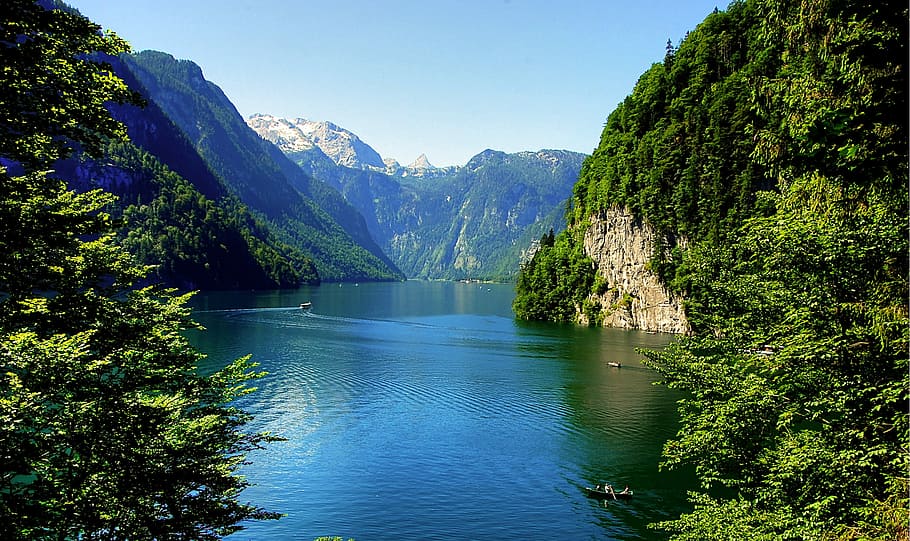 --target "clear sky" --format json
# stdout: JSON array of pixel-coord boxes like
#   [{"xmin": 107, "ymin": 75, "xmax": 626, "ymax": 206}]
[{"xmin": 69, "ymin": 0, "xmax": 723, "ymax": 167}]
